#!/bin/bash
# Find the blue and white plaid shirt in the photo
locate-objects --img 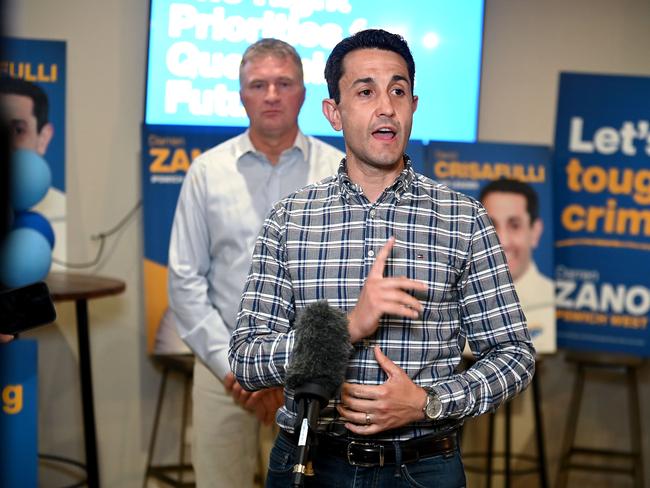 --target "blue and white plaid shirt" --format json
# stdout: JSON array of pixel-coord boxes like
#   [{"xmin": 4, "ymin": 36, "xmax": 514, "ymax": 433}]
[{"xmin": 229, "ymin": 157, "xmax": 535, "ymax": 441}]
